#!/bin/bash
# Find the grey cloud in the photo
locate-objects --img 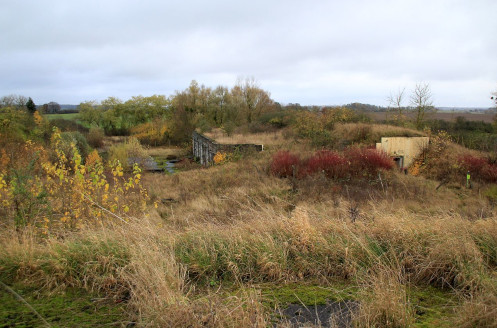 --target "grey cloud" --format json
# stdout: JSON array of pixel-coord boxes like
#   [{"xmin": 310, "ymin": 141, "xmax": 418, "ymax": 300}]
[{"xmin": 1, "ymin": 0, "xmax": 496, "ymax": 106}]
